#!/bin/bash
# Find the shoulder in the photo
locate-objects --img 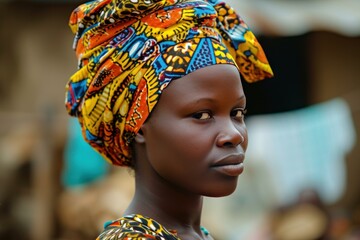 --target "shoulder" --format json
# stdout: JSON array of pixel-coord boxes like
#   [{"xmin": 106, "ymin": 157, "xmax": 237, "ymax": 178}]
[{"xmin": 96, "ymin": 214, "xmax": 180, "ymax": 240}]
